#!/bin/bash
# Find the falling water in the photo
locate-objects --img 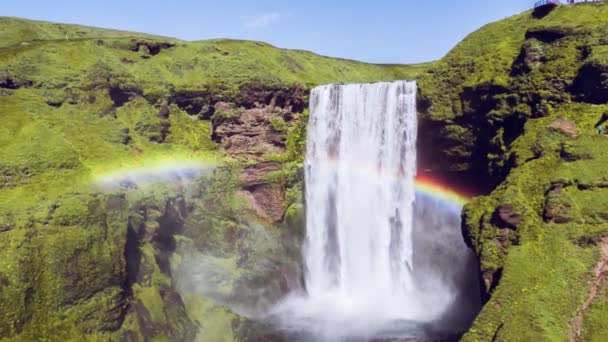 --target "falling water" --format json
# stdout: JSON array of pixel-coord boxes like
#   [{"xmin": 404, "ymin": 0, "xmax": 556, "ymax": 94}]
[
  {"xmin": 305, "ymin": 81, "xmax": 418, "ymax": 305},
  {"xmin": 271, "ymin": 81, "xmax": 442, "ymax": 341}
]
